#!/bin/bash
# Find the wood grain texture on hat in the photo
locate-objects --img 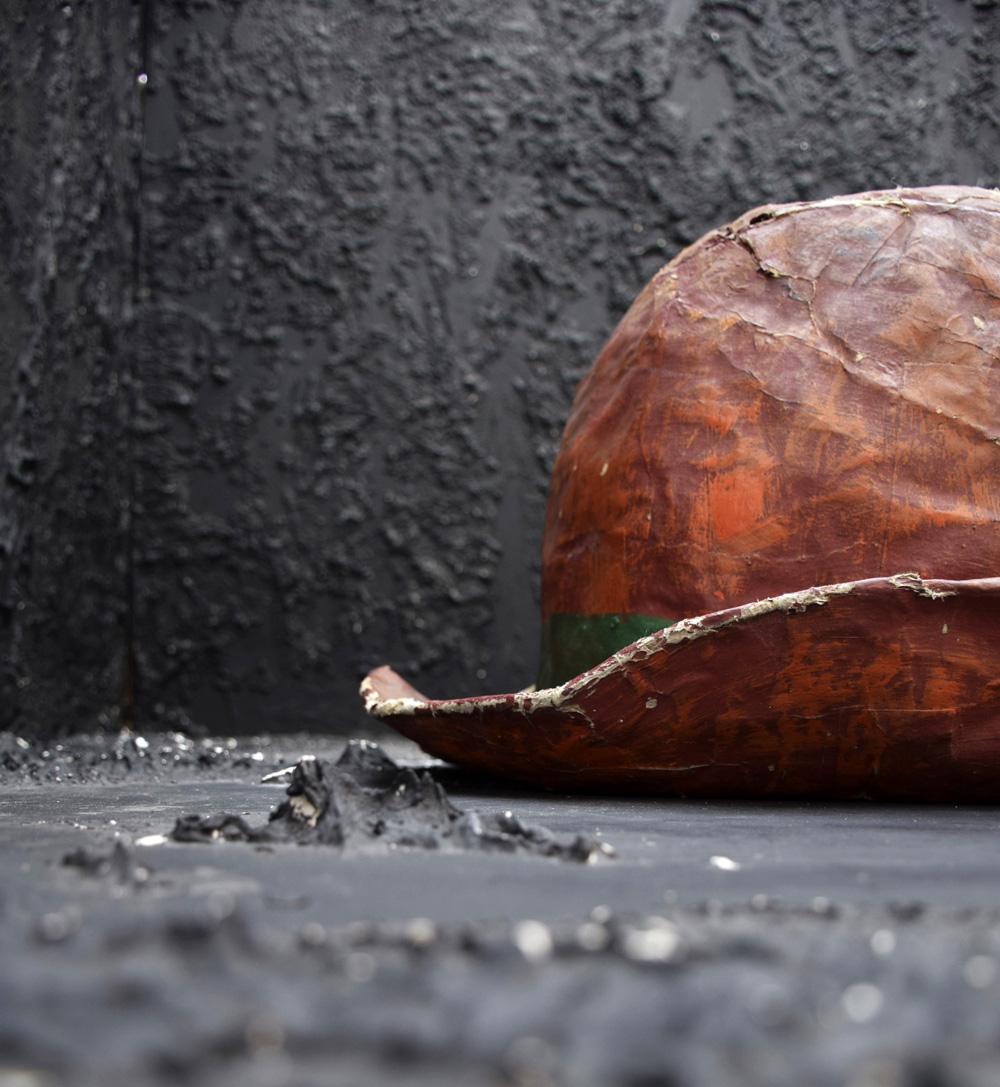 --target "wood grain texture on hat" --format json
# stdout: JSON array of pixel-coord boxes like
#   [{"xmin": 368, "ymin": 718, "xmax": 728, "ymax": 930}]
[{"xmin": 542, "ymin": 187, "xmax": 1000, "ymax": 666}]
